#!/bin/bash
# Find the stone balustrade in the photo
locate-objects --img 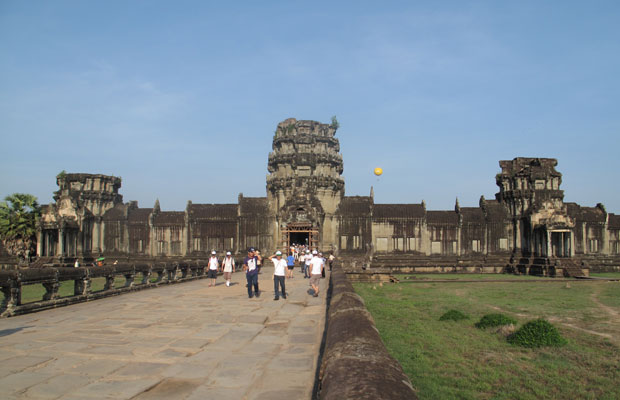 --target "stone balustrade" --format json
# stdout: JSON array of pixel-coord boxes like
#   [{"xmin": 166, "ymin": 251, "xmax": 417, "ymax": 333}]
[
  {"xmin": 318, "ymin": 263, "xmax": 417, "ymax": 399},
  {"xmin": 0, "ymin": 261, "xmax": 210, "ymax": 318}
]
